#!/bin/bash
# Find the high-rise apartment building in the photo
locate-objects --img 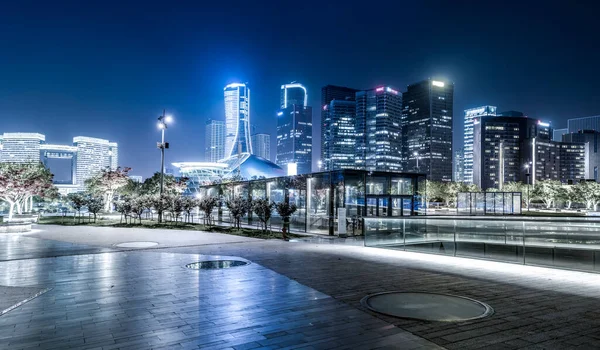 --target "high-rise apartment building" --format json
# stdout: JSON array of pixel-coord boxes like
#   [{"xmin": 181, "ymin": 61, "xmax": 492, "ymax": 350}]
[
  {"xmin": 355, "ymin": 86, "xmax": 402, "ymax": 172},
  {"xmin": 251, "ymin": 133, "xmax": 271, "ymax": 160},
  {"xmin": 322, "ymin": 100, "xmax": 357, "ymax": 170},
  {"xmin": 0, "ymin": 133, "xmax": 45, "ymax": 163},
  {"xmin": 73, "ymin": 136, "xmax": 118, "ymax": 185},
  {"xmin": 563, "ymin": 130, "xmax": 600, "ymax": 181},
  {"xmin": 224, "ymin": 83, "xmax": 252, "ymax": 158},
  {"xmin": 402, "ymin": 79, "xmax": 454, "ymax": 181},
  {"xmin": 321, "ymin": 85, "xmax": 359, "ymax": 168},
  {"xmin": 281, "ymin": 83, "xmax": 307, "ymax": 108},
  {"xmin": 463, "ymin": 106, "xmax": 496, "ymax": 183},
  {"xmin": 205, "ymin": 119, "xmax": 225, "ymax": 162},
  {"xmin": 454, "ymin": 148, "xmax": 464, "ymax": 182},
  {"xmin": 276, "ymin": 105, "xmax": 313, "ymax": 175}
]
